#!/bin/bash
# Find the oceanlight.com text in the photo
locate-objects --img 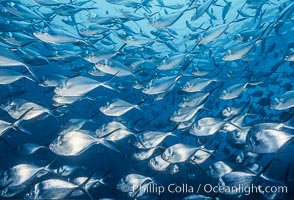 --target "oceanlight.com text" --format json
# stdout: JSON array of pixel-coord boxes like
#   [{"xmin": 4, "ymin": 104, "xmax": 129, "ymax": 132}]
[
  {"xmin": 127, "ymin": 183, "xmax": 288, "ymax": 196},
  {"xmin": 203, "ymin": 184, "xmax": 288, "ymax": 196}
]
